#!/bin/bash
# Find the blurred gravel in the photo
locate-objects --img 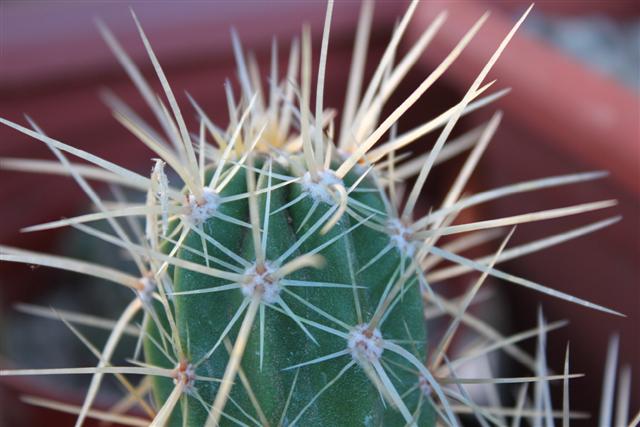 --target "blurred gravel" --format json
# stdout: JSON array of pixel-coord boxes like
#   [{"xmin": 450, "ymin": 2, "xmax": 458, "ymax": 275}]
[{"xmin": 526, "ymin": 14, "xmax": 640, "ymax": 89}]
